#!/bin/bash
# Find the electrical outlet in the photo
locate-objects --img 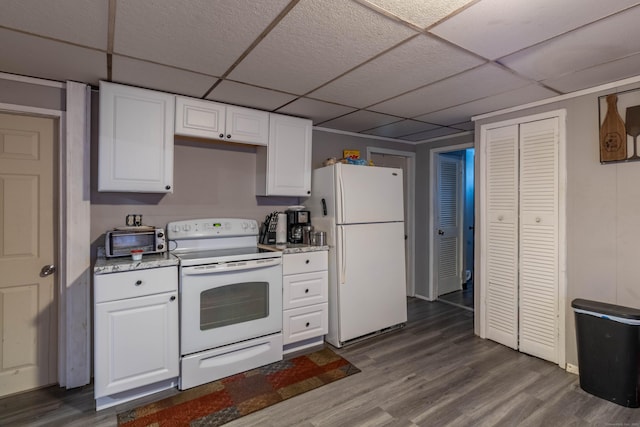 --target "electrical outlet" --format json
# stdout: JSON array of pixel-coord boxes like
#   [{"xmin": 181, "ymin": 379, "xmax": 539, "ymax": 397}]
[
  {"xmin": 126, "ymin": 214, "xmax": 135, "ymax": 226},
  {"xmin": 134, "ymin": 214, "xmax": 143, "ymax": 226}
]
